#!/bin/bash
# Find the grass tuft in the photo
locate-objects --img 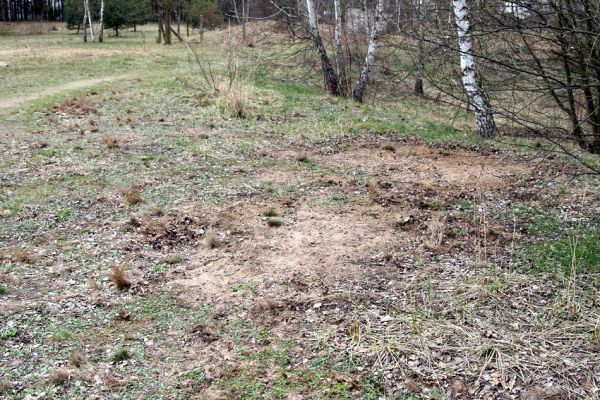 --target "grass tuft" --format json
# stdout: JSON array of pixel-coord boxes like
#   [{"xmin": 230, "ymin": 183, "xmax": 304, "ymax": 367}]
[
  {"xmin": 263, "ymin": 208, "xmax": 278, "ymax": 217},
  {"xmin": 119, "ymin": 186, "xmax": 143, "ymax": 206},
  {"xmin": 111, "ymin": 349, "xmax": 132, "ymax": 363},
  {"xmin": 110, "ymin": 265, "xmax": 131, "ymax": 290},
  {"xmin": 204, "ymin": 231, "xmax": 221, "ymax": 249},
  {"xmin": 69, "ymin": 350, "xmax": 85, "ymax": 368},
  {"xmin": 267, "ymin": 218, "xmax": 284, "ymax": 227},
  {"xmin": 296, "ymin": 153, "xmax": 309, "ymax": 162},
  {"xmin": 103, "ymin": 135, "xmax": 119, "ymax": 149},
  {"xmin": 47, "ymin": 369, "xmax": 71, "ymax": 386}
]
